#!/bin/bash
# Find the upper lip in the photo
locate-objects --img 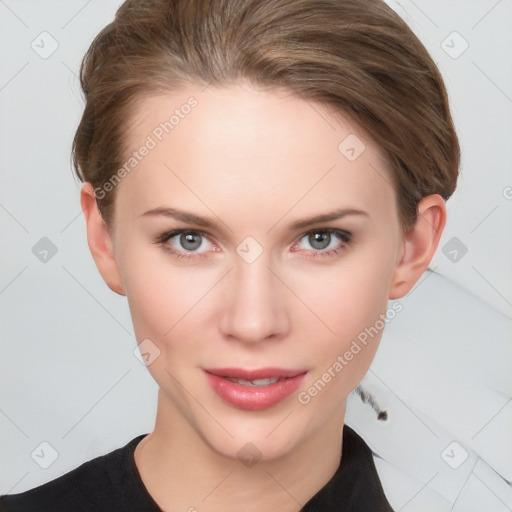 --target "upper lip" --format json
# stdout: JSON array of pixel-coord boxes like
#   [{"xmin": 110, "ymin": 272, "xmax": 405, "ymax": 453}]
[{"xmin": 203, "ymin": 367, "xmax": 307, "ymax": 380}]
